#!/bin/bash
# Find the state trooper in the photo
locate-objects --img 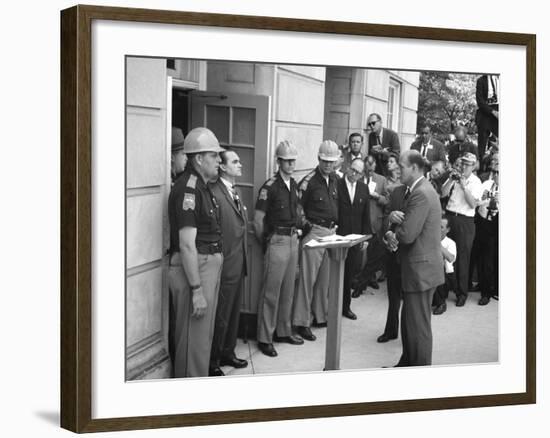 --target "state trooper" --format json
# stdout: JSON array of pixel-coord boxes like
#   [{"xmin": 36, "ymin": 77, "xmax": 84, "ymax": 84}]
[
  {"xmin": 292, "ymin": 140, "xmax": 340, "ymax": 341},
  {"xmin": 168, "ymin": 127, "xmax": 225, "ymax": 378},
  {"xmin": 254, "ymin": 140, "xmax": 306, "ymax": 357}
]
